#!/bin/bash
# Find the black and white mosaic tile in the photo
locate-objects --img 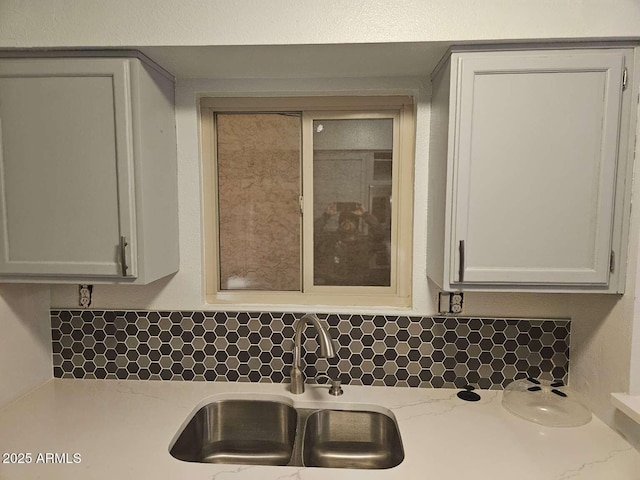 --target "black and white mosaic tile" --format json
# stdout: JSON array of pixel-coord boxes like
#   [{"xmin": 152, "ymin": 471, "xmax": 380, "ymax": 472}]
[{"xmin": 50, "ymin": 311, "xmax": 570, "ymax": 389}]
